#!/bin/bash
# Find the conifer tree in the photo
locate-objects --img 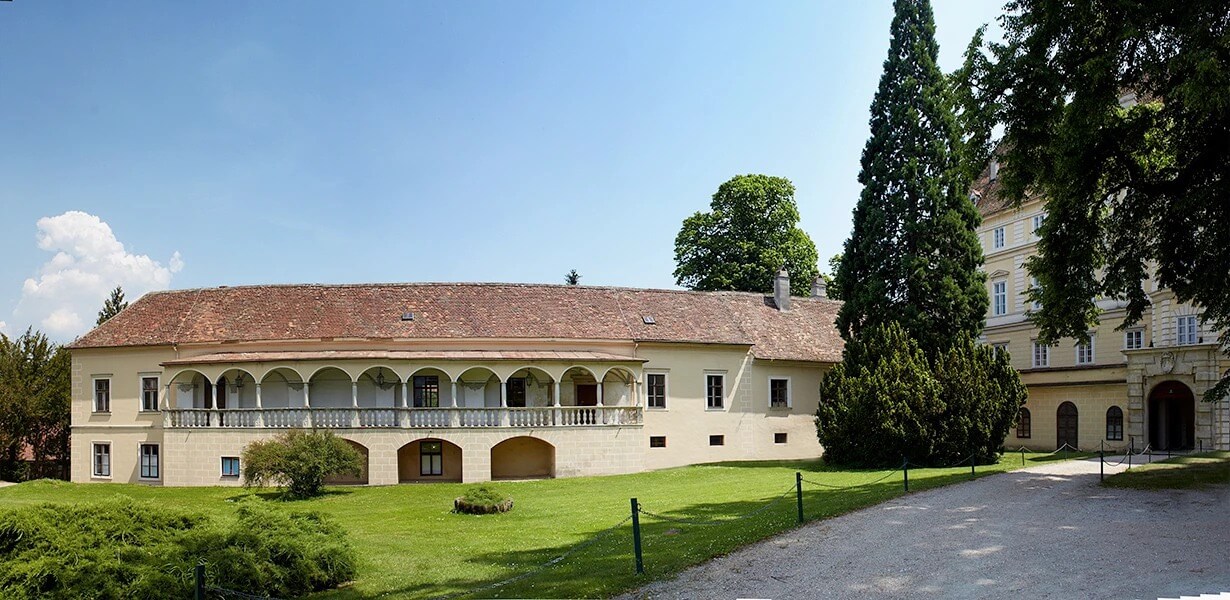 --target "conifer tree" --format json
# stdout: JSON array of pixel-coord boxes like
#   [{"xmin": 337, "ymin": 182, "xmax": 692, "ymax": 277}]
[
  {"xmin": 96, "ymin": 286, "xmax": 128, "ymax": 326},
  {"xmin": 833, "ymin": 0, "xmax": 987, "ymax": 355}
]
